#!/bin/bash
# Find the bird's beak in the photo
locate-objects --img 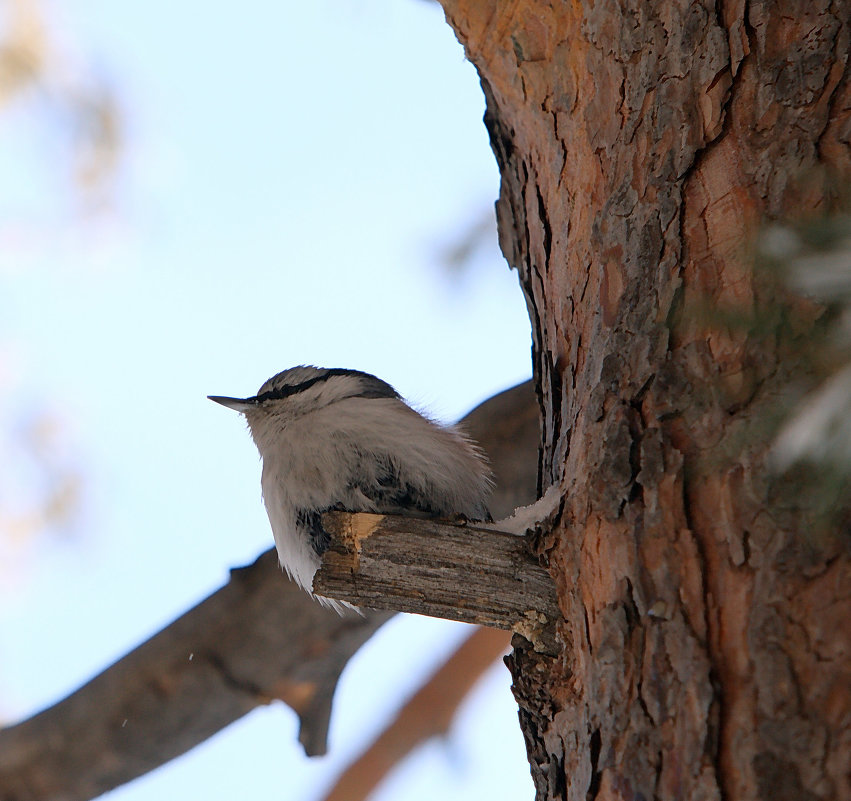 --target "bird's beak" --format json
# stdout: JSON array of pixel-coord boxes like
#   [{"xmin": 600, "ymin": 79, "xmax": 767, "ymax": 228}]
[{"xmin": 207, "ymin": 395, "xmax": 257, "ymax": 413}]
